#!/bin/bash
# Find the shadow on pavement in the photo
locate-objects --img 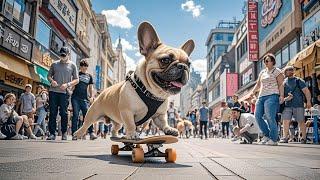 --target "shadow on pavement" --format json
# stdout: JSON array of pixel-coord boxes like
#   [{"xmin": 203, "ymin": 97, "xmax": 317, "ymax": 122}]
[{"xmin": 66, "ymin": 154, "xmax": 192, "ymax": 168}]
